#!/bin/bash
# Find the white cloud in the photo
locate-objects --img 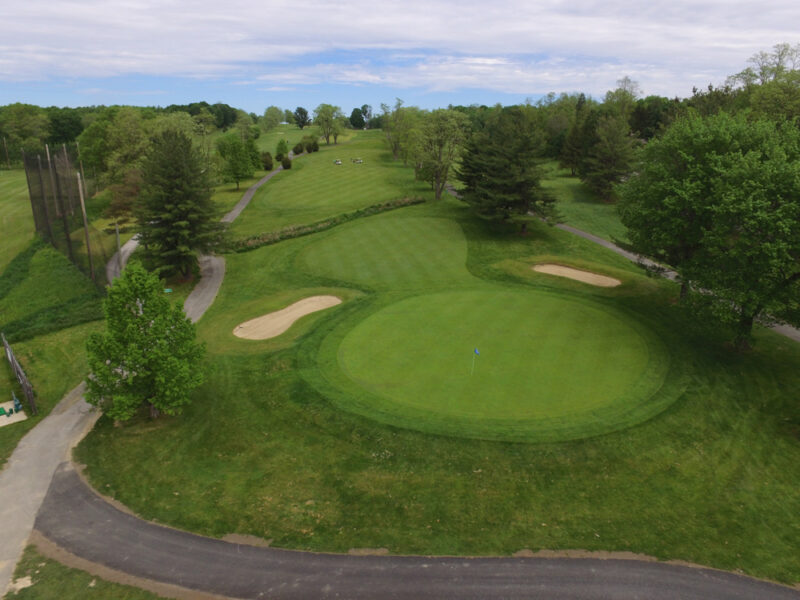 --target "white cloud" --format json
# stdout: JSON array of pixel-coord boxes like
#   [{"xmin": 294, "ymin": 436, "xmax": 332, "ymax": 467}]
[{"xmin": 1, "ymin": 0, "xmax": 798, "ymax": 97}]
